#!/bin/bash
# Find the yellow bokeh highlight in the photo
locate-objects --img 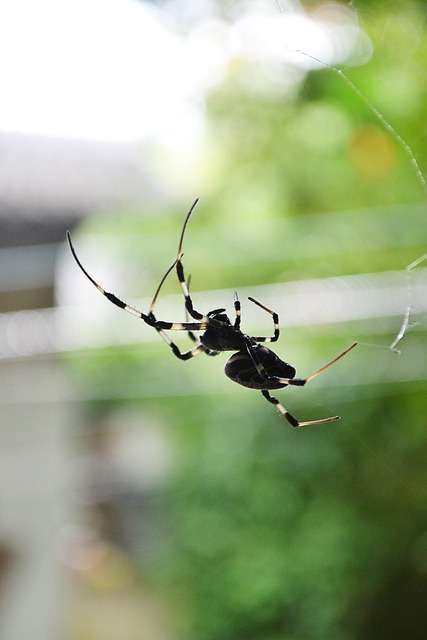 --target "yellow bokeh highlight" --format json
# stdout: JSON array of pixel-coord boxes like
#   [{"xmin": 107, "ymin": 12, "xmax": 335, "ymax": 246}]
[{"xmin": 347, "ymin": 124, "xmax": 397, "ymax": 179}]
